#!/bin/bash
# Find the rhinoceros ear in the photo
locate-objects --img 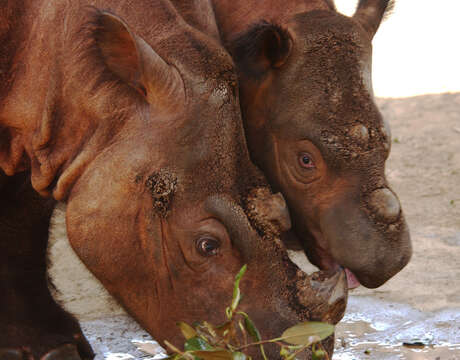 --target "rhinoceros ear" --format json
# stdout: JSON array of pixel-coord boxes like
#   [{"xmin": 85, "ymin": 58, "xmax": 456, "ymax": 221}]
[
  {"xmin": 95, "ymin": 12, "xmax": 184, "ymax": 108},
  {"xmin": 230, "ymin": 22, "xmax": 293, "ymax": 79},
  {"xmin": 353, "ymin": 0, "xmax": 395, "ymax": 38}
]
